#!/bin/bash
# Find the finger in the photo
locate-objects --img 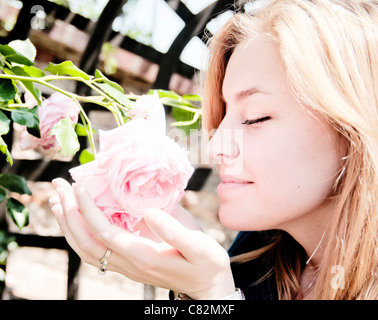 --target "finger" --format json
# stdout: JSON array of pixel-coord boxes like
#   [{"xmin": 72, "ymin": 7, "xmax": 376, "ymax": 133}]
[
  {"xmin": 52, "ymin": 181, "xmax": 141, "ymax": 275},
  {"xmin": 73, "ymin": 184, "xmax": 175, "ymax": 259},
  {"xmin": 51, "ymin": 177, "xmax": 70, "ymax": 189},
  {"xmin": 172, "ymin": 206, "xmax": 203, "ymax": 232},
  {"xmin": 73, "ymin": 183, "xmax": 121, "ymax": 241},
  {"xmin": 143, "ymin": 208, "xmax": 211, "ymax": 262},
  {"xmin": 73, "ymin": 183, "xmax": 113, "ymax": 227},
  {"xmin": 49, "ymin": 194, "xmax": 60, "ymax": 206},
  {"xmin": 51, "ymin": 202, "xmax": 65, "ymax": 233},
  {"xmin": 73, "ymin": 184, "xmax": 138, "ymax": 250},
  {"xmin": 52, "ymin": 201, "xmax": 123, "ymax": 272},
  {"xmin": 54, "ymin": 180, "xmax": 107, "ymax": 262},
  {"xmin": 51, "ymin": 203, "xmax": 86, "ymax": 256}
]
